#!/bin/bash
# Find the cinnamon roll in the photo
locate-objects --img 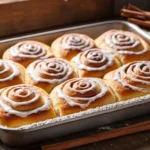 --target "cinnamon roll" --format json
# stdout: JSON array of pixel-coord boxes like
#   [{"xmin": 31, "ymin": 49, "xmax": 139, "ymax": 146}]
[
  {"xmin": 104, "ymin": 61, "xmax": 150, "ymax": 101},
  {"xmin": 25, "ymin": 58, "xmax": 76, "ymax": 93},
  {"xmin": 71, "ymin": 48, "xmax": 121, "ymax": 78},
  {"xmin": 0, "ymin": 59, "xmax": 25, "ymax": 89},
  {"xmin": 95, "ymin": 30, "xmax": 150, "ymax": 64},
  {"xmin": 50, "ymin": 78, "xmax": 116, "ymax": 116},
  {"xmin": 3, "ymin": 40, "xmax": 53, "ymax": 68},
  {"xmin": 0, "ymin": 84, "xmax": 56, "ymax": 128},
  {"xmin": 51, "ymin": 33, "xmax": 96, "ymax": 61}
]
